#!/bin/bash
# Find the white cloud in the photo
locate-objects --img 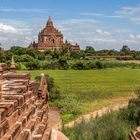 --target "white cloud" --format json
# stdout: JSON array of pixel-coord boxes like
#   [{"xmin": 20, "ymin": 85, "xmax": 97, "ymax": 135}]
[
  {"xmin": 81, "ymin": 12, "xmax": 122, "ymax": 18},
  {"xmin": 130, "ymin": 17, "xmax": 140, "ymax": 24},
  {"xmin": 116, "ymin": 6, "xmax": 140, "ymax": 15},
  {"xmin": 0, "ymin": 8, "xmax": 48, "ymax": 13},
  {"xmin": 0, "ymin": 37, "xmax": 8, "ymax": 42},
  {"xmin": 129, "ymin": 34, "xmax": 135, "ymax": 39},
  {"xmin": 137, "ymin": 35, "xmax": 140, "ymax": 39},
  {"xmin": 61, "ymin": 19, "xmax": 98, "ymax": 26},
  {"xmin": 56, "ymin": 18, "xmax": 138, "ymax": 50},
  {"xmin": 96, "ymin": 29, "xmax": 111, "ymax": 36},
  {"xmin": 93, "ymin": 38, "xmax": 116, "ymax": 43},
  {"xmin": 116, "ymin": 5, "xmax": 140, "ymax": 24},
  {"xmin": 0, "ymin": 17, "xmax": 140, "ymax": 50},
  {"xmin": 0, "ymin": 20, "xmax": 34, "ymax": 49},
  {"xmin": 81, "ymin": 12, "xmax": 103, "ymax": 17},
  {"xmin": 0, "ymin": 23, "xmax": 17, "ymax": 34},
  {"xmin": 129, "ymin": 34, "xmax": 140, "ymax": 40}
]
